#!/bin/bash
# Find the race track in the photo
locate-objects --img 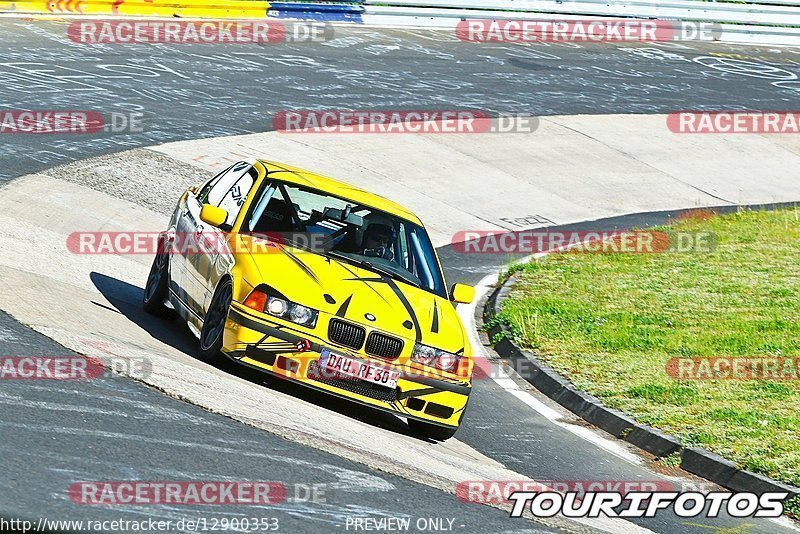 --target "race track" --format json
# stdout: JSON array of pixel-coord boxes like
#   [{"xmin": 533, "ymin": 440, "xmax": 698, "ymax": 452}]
[{"xmin": 1, "ymin": 18, "xmax": 799, "ymax": 534}]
